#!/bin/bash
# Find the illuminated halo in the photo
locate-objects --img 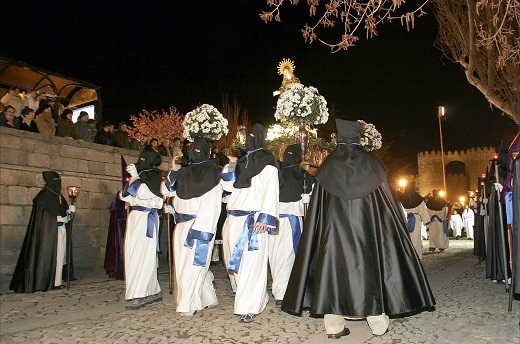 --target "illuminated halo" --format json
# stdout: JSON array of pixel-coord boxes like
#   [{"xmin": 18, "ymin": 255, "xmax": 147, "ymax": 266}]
[{"xmin": 277, "ymin": 58, "xmax": 296, "ymax": 75}]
